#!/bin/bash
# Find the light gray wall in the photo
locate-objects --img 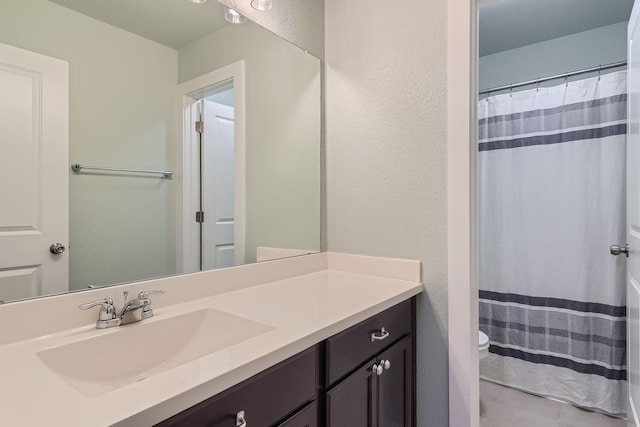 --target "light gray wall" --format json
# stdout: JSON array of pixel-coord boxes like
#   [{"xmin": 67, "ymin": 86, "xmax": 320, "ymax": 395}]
[
  {"xmin": 325, "ymin": 0, "xmax": 449, "ymax": 425},
  {"xmin": 179, "ymin": 21, "xmax": 321, "ymax": 263},
  {"xmin": 480, "ymin": 22, "xmax": 627, "ymax": 91},
  {"xmin": 0, "ymin": 0, "xmax": 178, "ymax": 290}
]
